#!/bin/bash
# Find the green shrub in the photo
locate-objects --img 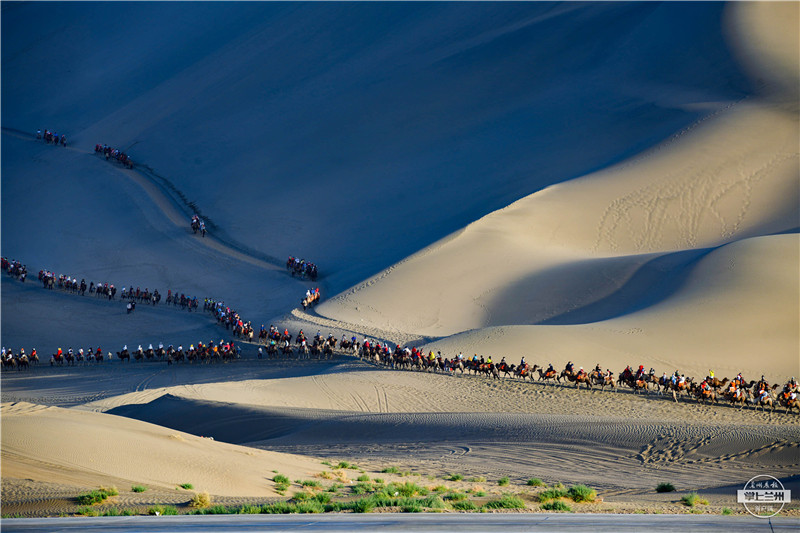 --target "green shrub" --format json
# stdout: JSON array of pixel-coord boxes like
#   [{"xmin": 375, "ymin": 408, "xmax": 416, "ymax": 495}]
[
  {"xmin": 451, "ymin": 500, "xmax": 478, "ymax": 511},
  {"xmin": 431, "ymin": 485, "xmax": 448, "ymax": 493},
  {"xmin": 382, "ymin": 466, "xmax": 399, "ymax": 474},
  {"xmin": 722, "ymin": 507, "xmax": 733, "ymax": 515},
  {"xmin": 273, "ymin": 474, "xmax": 290, "ymax": 484},
  {"xmin": 321, "ymin": 461, "xmax": 332, "ymax": 466},
  {"xmin": 681, "ymin": 492, "xmax": 697, "ymax": 507},
  {"xmin": 314, "ymin": 492, "xmax": 332, "ymax": 505},
  {"xmin": 178, "ymin": 483, "xmax": 194, "ymax": 490},
  {"xmin": 567, "ymin": 484, "xmax": 596, "ymax": 503},
  {"xmin": 335, "ymin": 461, "xmax": 351, "ymax": 469},
  {"xmin": 260, "ymin": 502, "xmax": 296, "ymax": 514},
  {"xmin": 538, "ymin": 487, "xmax": 568, "ymax": 502},
  {"xmin": 527, "ymin": 478, "xmax": 544, "ymax": 487},
  {"xmin": 327, "ymin": 482, "xmax": 344, "ymax": 493},
  {"xmin": 191, "ymin": 505, "xmax": 232, "ymax": 515},
  {"xmin": 353, "ymin": 482, "xmax": 374, "ymax": 495},
  {"xmin": 76, "ymin": 507, "xmax": 99, "ymax": 516},
  {"xmin": 291, "ymin": 491, "xmax": 313, "ymax": 502},
  {"xmin": 541, "ymin": 500, "xmax": 571, "ymax": 512},
  {"xmin": 238, "ymin": 504, "xmax": 262, "ymax": 514},
  {"xmin": 76, "ymin": 486, "xmax": 119, "ymax": 505},
  {"xmin": 497, "ymin": 477, "xmax": 510, "ymax": 486},
  {"xmin": 295, "ymin": 501, "xmax": 324, "ymax": 514},
  {"xmin": 301, "ymin": 480, "xmax": 321, "ymax": 488},
  {"xmin": 357, "ymin": 474, "xmax": 370, "ymax": 482},
  {"xmin": 656, "ymin": 482, "xmax": 676, "ymax": 493},
  {"xmin": 391, "ymin": 482, "xmax": 428, "ymax": 497},
  {"xmin": 374, "ymin": 478, "xmax": 384, "ymax": 484},
  {"xmin": 131, "ymin": 485, "xmax": 147, "ymax": 493},
  {"xmin": 418, "ymin": 495, "xmax": 447, "ymax": 509},
  {"xmin": 148, "ymin": 505, "xmax": 179, "ymax": 515},
  {"xmin": 444, "ymin": 492, "xmax": 467, "ymax": 501},
  {"xmin": 473, "ymin": 490, "xmax": 486, "ymax": 497},
  {"xmin": 468, "ymin": 476, "xmax": 486, "ymax": 483},
  {"xmin": 350, "ymin": 498, "xmax": 376, "ymax": 513},
  {"xmin": 402, "ymin": 503, "xmax": 423, "ymax": 513},
  {"xmin": 448, "ymin": 474, "xmax": 463, "ymax": 481},
  {"xmin": 681, "ymin": 492, "xmax": 707, "ymax": 507},
  {"xmin": 483, "ymin": 495, "xmax": 526, "ymax": 509}
]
